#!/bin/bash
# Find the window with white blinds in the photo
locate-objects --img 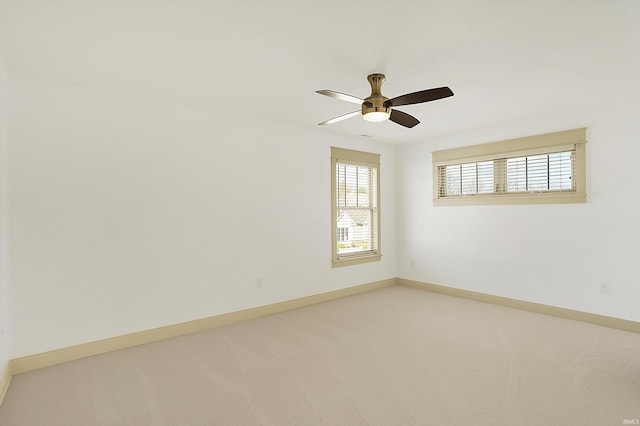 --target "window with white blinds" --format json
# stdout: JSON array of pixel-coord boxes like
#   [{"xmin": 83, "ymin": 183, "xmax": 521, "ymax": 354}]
[
  {"xmin": 331, "ymin": 147, "xmax": 381, "ymax": 267},
  {"xmin": 441, "ymin": 161, "xmax": 495, "ymax": 196},
  {"xmin": 505, "ymin": 151, "xmax": 574, "ymax": 193},
  {"xmin": 433, "ymin": 128, "xmax": 586, "ymax": 205}
]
